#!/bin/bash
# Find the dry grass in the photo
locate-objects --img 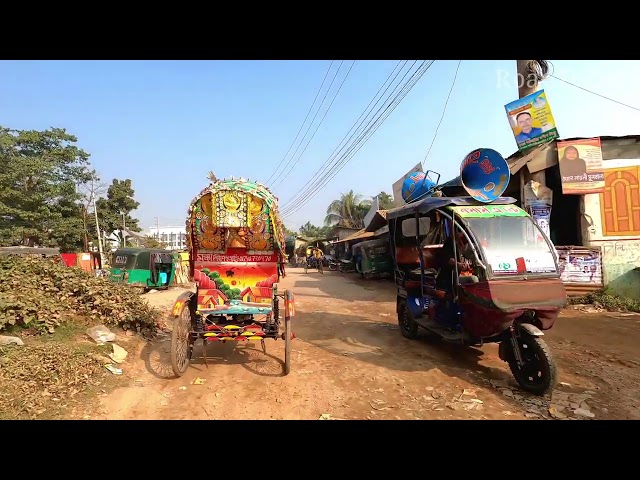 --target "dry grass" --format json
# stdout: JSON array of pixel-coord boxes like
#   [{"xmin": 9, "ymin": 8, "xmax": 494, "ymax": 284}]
[{"xmin": 0, "ymin": 324, "xmax": 127, "ymax": 420}]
